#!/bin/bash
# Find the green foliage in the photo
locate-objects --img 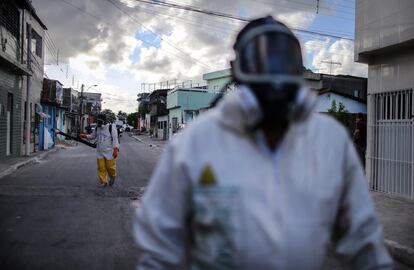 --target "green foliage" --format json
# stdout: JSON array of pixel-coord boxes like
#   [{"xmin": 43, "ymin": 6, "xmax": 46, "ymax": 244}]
[
  {"xmin": 117, "ymin": 110, "xmax": 128, "ymax": 119},
  {"xmin": 138, "ymin": 105, "xmax": 149, "ymax": 116},
  {"xmin": 327, "ymin": 100, "xmax": 353, "ymax": 132},
  {"xmin": 127, "ymin": 112, "xmax": 140, "ymax": 126}
]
